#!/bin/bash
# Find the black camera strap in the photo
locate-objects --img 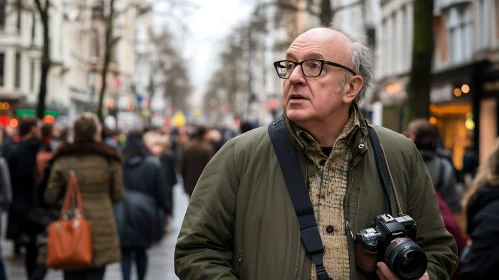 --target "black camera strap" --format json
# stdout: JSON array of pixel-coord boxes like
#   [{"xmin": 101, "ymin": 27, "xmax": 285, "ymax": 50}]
[
  {"xmin": 268, "ymin": 117, "xmax": 330, "ymax": 280},
  {"xmin": 268, "ymin": 117, "xmax": 393, "ymax": 280},
  {"xmin": 366, "ymin": 122, "xmax": 393, "ymax": 215}
]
